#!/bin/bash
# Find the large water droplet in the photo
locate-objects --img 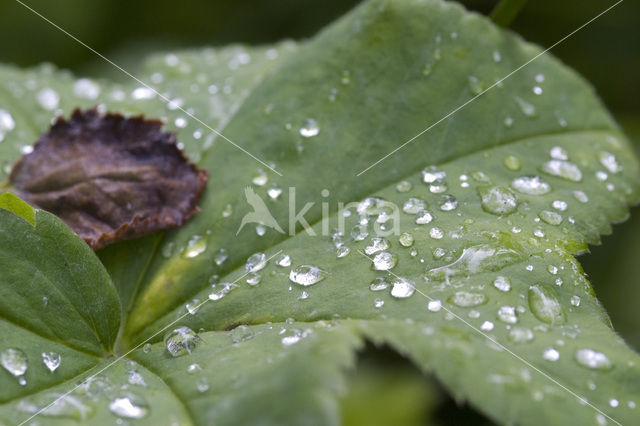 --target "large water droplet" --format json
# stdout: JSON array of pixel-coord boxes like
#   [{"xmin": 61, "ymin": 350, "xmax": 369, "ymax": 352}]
[
  {"xmin": 109, "ymin": 394, "xmax": 149, "ymax": 419},
  {"xmin": 528, "ymin": 285, "xmax": 566, "ymax": 325},
  {"xmin": 493, "ymin": 276, "xmax": 511, "ymax": 292},
  {"xmin": 183, "ymin": 235, "xmax": 207, "ymax": 258},
  {"xmin": 289, "ymin": 265, "xmax": 327, "ymax": 286},
  {"xmin": 42, "ymin": 352, "xmax": 61, "ymax": 373},
  {"xmin": 540, "ymin": 160, "xmax": 582, "ymax": 182},
  {"xmin": 512, "ymin": 176, "xmax": 551, "ymax": 195},
  {"xmin": 427, "ymin": 244, "xmax": 520, "ymax": 281},
  {"xmin": 478, "ymin": 186, "xmax": 518, "ymax": 215},
  {"xmin": 574, "ymin": 349, "xmax": 613, "ymax": 371},
  {"xmin": 390, "ymin": 277, "xmax": 415, "ymax": 298},
  {"xmin": 164, "ymin": 326, "xmax": 199, "ymax": 357}
]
